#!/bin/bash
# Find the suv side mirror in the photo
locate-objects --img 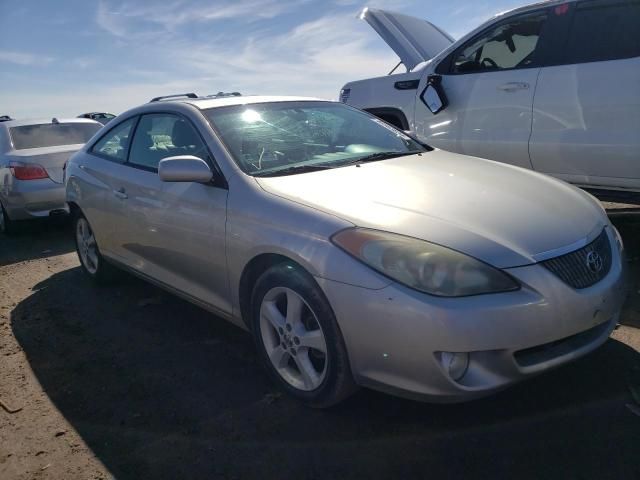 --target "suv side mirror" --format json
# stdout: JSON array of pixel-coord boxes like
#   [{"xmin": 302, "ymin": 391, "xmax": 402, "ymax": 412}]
[
  {"xmin": 420, "ymin": 75, "xmax": 448, "ymax": 115},
  {"xmin": 158, "ymin": 155, "xmax": 213, "ymax": 183}
]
